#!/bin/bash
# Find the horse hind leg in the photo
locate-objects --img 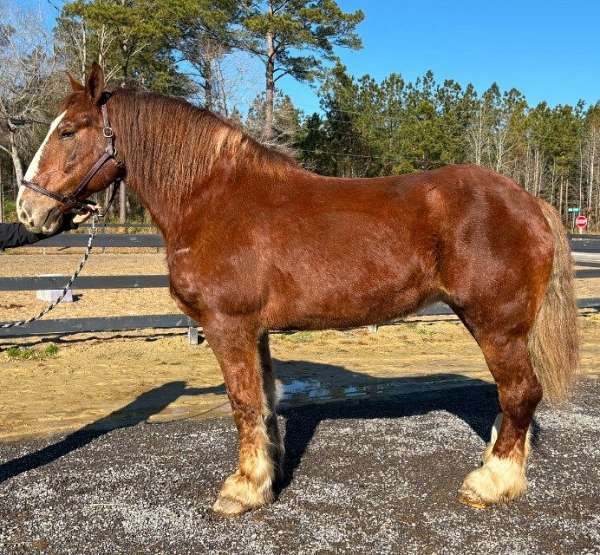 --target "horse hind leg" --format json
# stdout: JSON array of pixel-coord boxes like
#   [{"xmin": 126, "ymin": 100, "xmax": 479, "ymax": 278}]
[
  {"xmin": 258, "ymin": 333, "xmax": 284, "ymax": 482},
  {"xmin": 459, "ymin": 333, "xmax": 542, "ymax": 508},
  {"xmin": 482, "ymin": 412, "xmax": 531, "ymax": 465}
]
